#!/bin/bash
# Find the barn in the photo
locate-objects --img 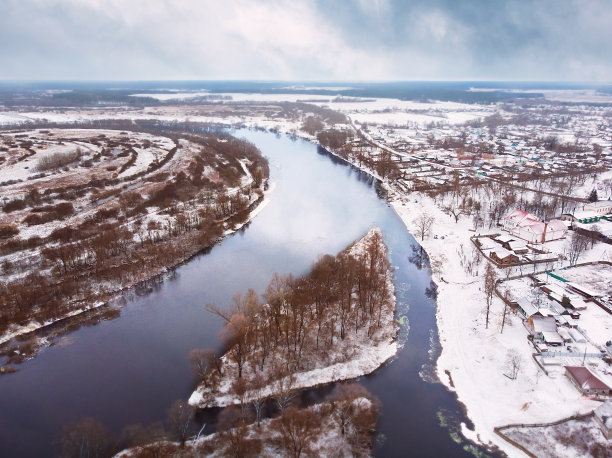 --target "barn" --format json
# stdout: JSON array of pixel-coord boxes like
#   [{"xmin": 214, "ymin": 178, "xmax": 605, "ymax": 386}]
[{"xmin": 565, "ymin": 366, "xmax": 612, "ymax": 396}]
